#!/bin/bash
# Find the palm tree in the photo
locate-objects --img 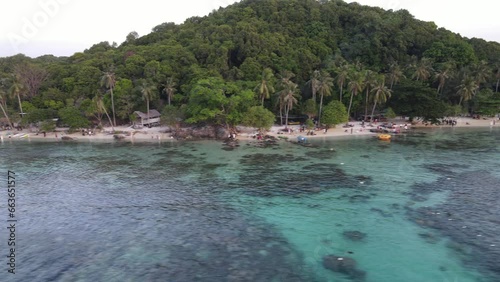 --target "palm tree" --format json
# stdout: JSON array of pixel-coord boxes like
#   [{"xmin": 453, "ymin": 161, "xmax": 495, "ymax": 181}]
[
  {"xmin": 346, "ymin": 71, "xmax": 363, "ymax": 123},
  {"xmin": 139, "ymin": 80, "xmax": 157, "ymax": 122},
  {"xmin": 316, "ymin": 71, "xmax": 334, "ymax": 127},
  {"xmin": 9, "ymin": 74, "xmax": 24, "ymax": 116},
  {"xmin": 306, "ymin": 70, "xmax": 321, "ymax": 102},
  {"xmin": 162, "ymin": 77, "xmax": 177, "ymax": 106},
  {"xmin": 255, "ymin": 68, "xmax": 274, "ymax": 106},
  {"xmin": 0, "ymin": 88, "xmax": 13, "ymax": 128},
  {"xmin": 370, "ymin": 78, "xmax": 392, "ymax": 125},
  {"xmin": 283, "ymin": 81, "xmax": 299, "ymax": 127},
  {"xmin": 275, "ymin": 71, "xmax": 295, "ymax": 125},
  {"xmin": 388, "ymin": 62, "xmax": 405, "ymax": 90},
  {"xmin": 279, "ymin": 70, "xmax": 295, "ymax": 84},
  {"xmin": 275, "ymin": 90, "xmax": 286, "ymax": 126},
  {"xmin": 94, "ymin": 93, "xmax": 114, "ymax": 131},
  {"xmin": 435, "ymin": 64, "xmax": 453, "ymax": 95},
  {"xmin": 101, "ymin": 71, "xmax": 116, "ymax": 127},
  {"xmin": 335, "ymin": 63, "xmax": 350, "ymax": 102},
  {"xmin": 457, "ymin": 75, "xmax": 478, "ymax": 106},
  {"xmin": 412, "ymin": 58, "xmax": 433, "ymax": 82},
  {"xmin": 471, "ymin": 60, "xmax": 490, "ymax": 88},
  {"xmin": 363, "ymin": 70, "xmax": 377, "ymax": 119}
]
